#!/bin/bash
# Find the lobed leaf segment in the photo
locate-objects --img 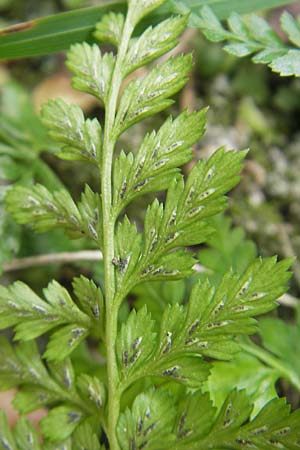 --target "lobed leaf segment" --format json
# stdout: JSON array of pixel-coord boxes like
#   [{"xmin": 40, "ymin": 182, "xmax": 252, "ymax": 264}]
[
  {"xmin": 197, "ymin": 5, "xmax": 300, "ymax": 77},
  {"xmin": 1, "ymin": 0, "xmax": 298, "ymax": 448}
]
